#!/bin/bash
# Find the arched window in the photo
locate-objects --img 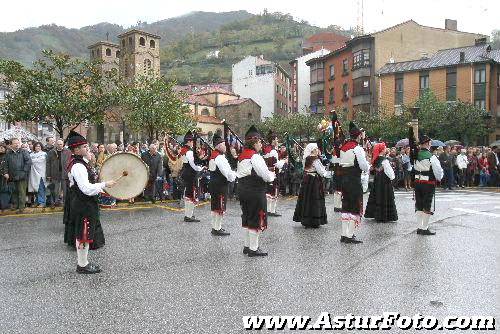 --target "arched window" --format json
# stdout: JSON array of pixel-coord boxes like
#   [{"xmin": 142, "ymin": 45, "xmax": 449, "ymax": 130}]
[
  {"xmin": 201, "ymin": 108, "xmax": 210, "ymax": 116},
  {"xmin": 143, "ymin": 59, "xmax": 152, "ymax": 74},
  {"xmin": 247, "ymin": 113, "xmax": 253, "ymax": 120},
  {"xmin": 106, "ymin": 48, "xmax": 111, "ymax": 56},
  {"xmin": 116, "ymin": 50, "xmax": 120, "ymax": 58},
  {"xmin": 91, "ymin": 50, "xmax": 95, "ymax": 58},
  {"xmin": 122, "ymin": 39, "xmax": 125, "ymax": 47},
  {"xmin": 150, "ymin": 40, "xmax": 156, "ymax": 48},
  {"xmin": 139, "ymin": 37, "xmax": 146, "ymax": 46}
]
